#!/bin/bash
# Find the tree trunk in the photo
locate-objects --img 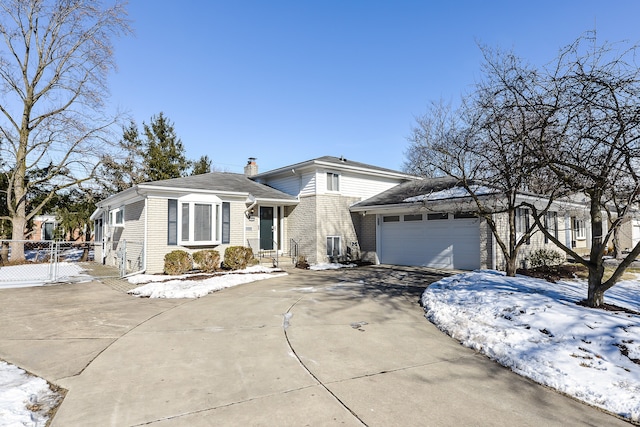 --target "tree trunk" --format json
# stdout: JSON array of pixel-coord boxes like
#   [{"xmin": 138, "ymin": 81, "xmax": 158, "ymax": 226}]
[
  {"xmin": 586, "ymin": 262, "xmax": 605, "ymax": 307},
  {"xmin": 10, "ymin": 216, "xmax": 27, "ymax": 262},
  {"xmin": 505, "ymin": 257, "xmax": 518, "ymax": 277}
]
